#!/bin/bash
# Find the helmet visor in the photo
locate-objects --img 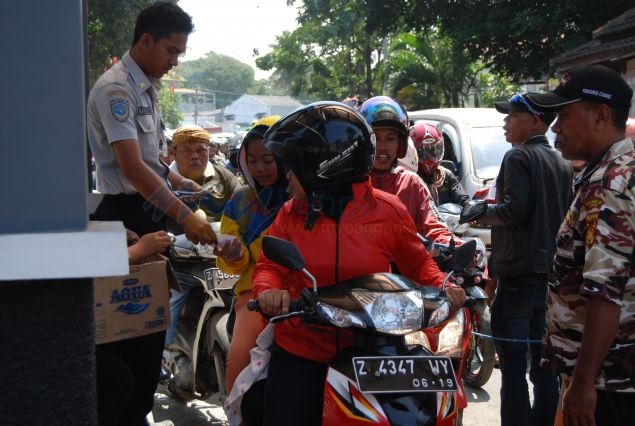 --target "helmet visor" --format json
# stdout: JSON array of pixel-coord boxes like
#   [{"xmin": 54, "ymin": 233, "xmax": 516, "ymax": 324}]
[{"xmin": 416, "ymin": 139, "xmax": 444, "ymax": 163}]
